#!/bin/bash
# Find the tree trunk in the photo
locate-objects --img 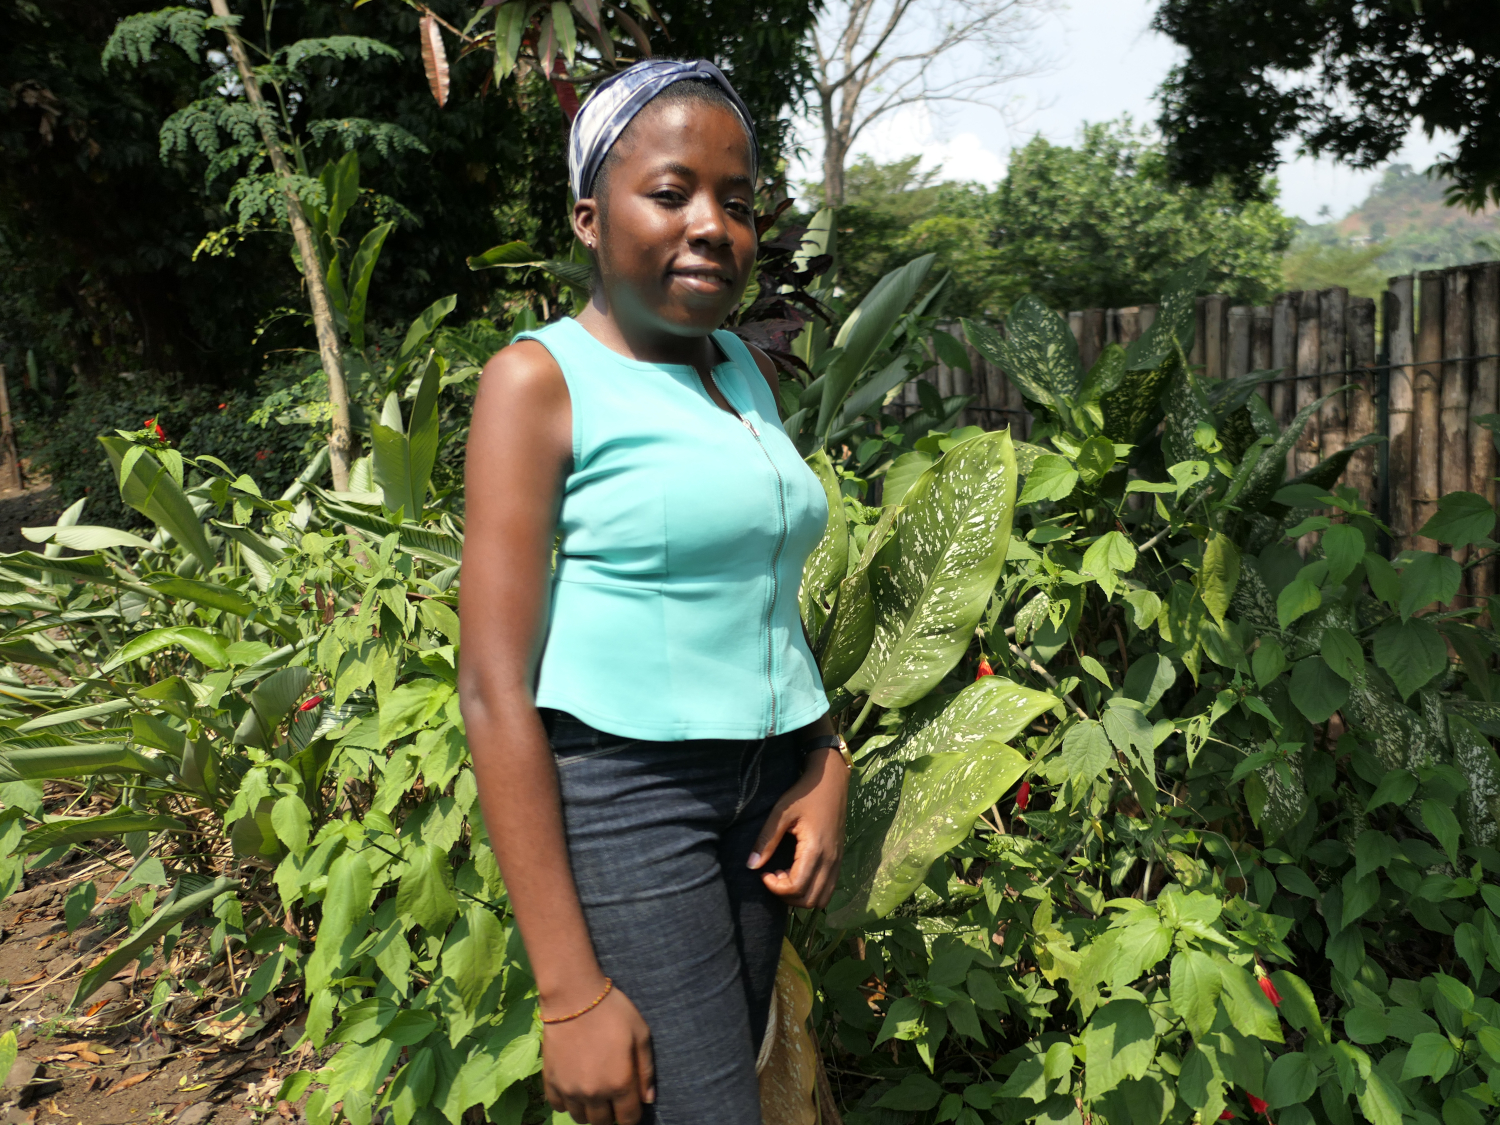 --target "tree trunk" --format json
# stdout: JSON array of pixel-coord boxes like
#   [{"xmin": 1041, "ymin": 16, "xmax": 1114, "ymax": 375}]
[
  {"xmin": 820, "ymin": 87, "xmax": 845, "ymax": 206},
  {"xmin": 209, "ymin": 0, "xmax": 353, "ymax": 492}
]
